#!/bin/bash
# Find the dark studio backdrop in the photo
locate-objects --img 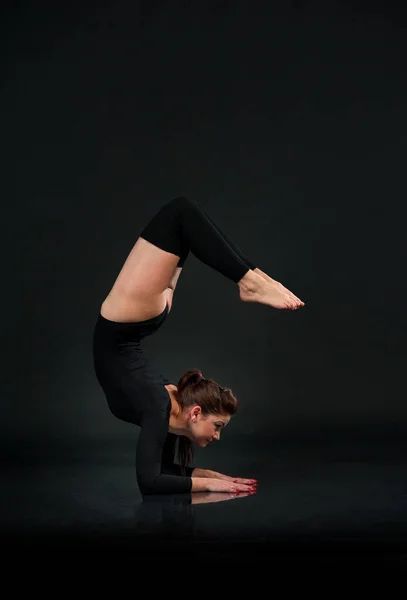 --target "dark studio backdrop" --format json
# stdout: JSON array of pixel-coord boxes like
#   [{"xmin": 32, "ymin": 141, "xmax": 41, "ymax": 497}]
[{"xmin": 3, "ymin": 0, "xmax": 406, "ymax": 499}]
